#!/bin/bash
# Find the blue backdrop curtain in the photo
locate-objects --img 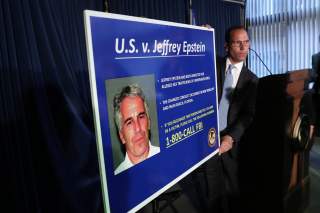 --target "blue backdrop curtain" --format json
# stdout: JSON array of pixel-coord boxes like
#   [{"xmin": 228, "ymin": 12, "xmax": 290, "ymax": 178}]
[
  {"xmin": 106, "ymin": 0, "xmax": 243, "ymax": 57},
  {"xmin": 107, "ymin": 0, "xmax": 190, "ymax": 23},
  {"xmin": 1, "ymin": 0, "xmax": 104, "ymax": 212},
  {"xmin": 192, "ymin": 0, "xmax": 244, "ymax": 57}
]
